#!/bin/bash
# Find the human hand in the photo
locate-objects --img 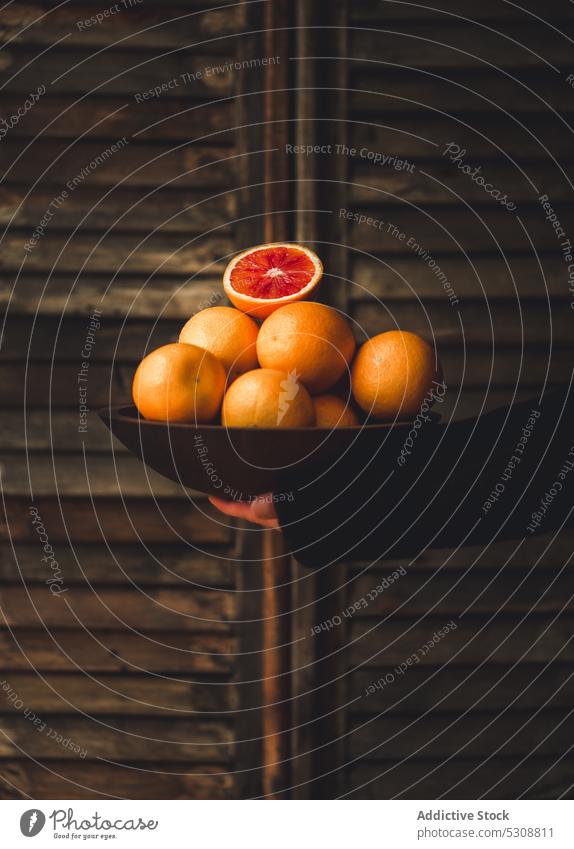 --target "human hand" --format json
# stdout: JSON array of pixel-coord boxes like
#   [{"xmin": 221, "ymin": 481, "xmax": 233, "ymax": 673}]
[{"xmin": 208, "ymin": 493, "xmax": 280, "ymax": 529}]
